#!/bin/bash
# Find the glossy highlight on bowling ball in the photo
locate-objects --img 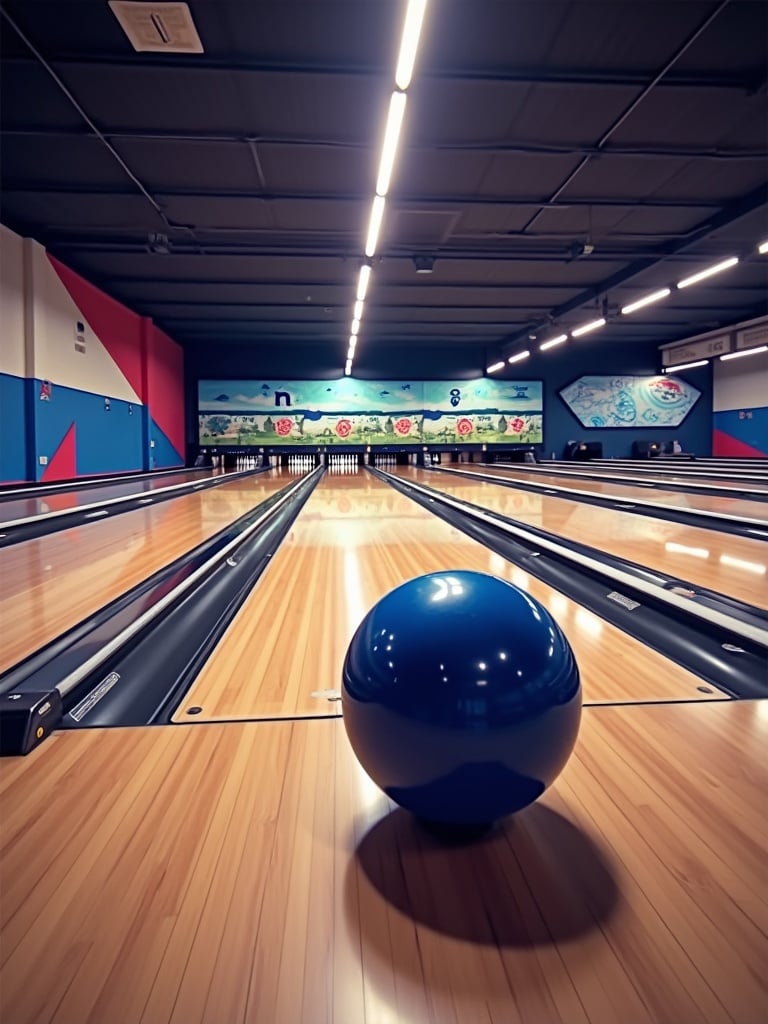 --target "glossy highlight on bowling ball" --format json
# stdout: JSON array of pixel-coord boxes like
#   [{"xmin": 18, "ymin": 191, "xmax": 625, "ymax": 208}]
[{"xmin": 342, "ymin": 571, "xmax": 581, "ymax": 827}]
